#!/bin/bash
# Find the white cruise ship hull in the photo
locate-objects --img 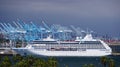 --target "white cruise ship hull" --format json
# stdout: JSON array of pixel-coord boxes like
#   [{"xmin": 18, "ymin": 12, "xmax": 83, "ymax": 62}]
[{"xmin": 13, "ymin": 48, "xmax": 111, "ymax": 57}]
